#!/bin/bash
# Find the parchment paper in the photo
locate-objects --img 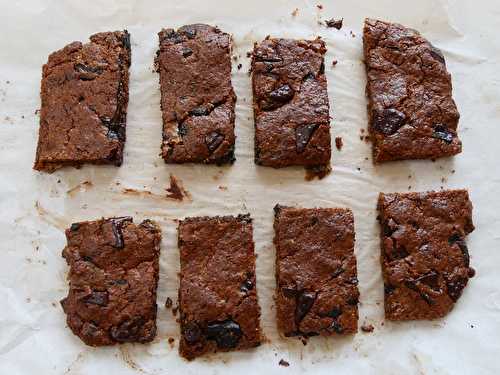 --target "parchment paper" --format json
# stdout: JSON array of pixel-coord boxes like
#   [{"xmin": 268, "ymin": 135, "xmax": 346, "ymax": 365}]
[{"xmin": 1, "ymin": 0, "xmax": 499, "ymax": 373}]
